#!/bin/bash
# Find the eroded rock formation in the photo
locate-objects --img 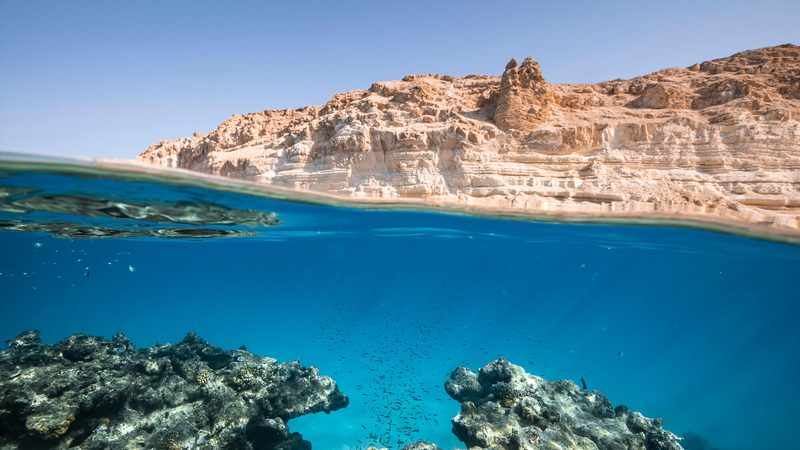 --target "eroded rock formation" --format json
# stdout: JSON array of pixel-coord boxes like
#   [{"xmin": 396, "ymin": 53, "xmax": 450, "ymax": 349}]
[
  {"xmin": 139, "ymin": 44, "xmax": 800, "ymax": 237},
  {"xmin": 0, "ymin": 331, "xmax": 348, "ymax": 449},
  {"xmin": 494, "ymin": 57, "xmax": 555, "ymax": 132},
  {"xmin": 443, "ymin": 358, "xmax": 682, "ymax": 450}
]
